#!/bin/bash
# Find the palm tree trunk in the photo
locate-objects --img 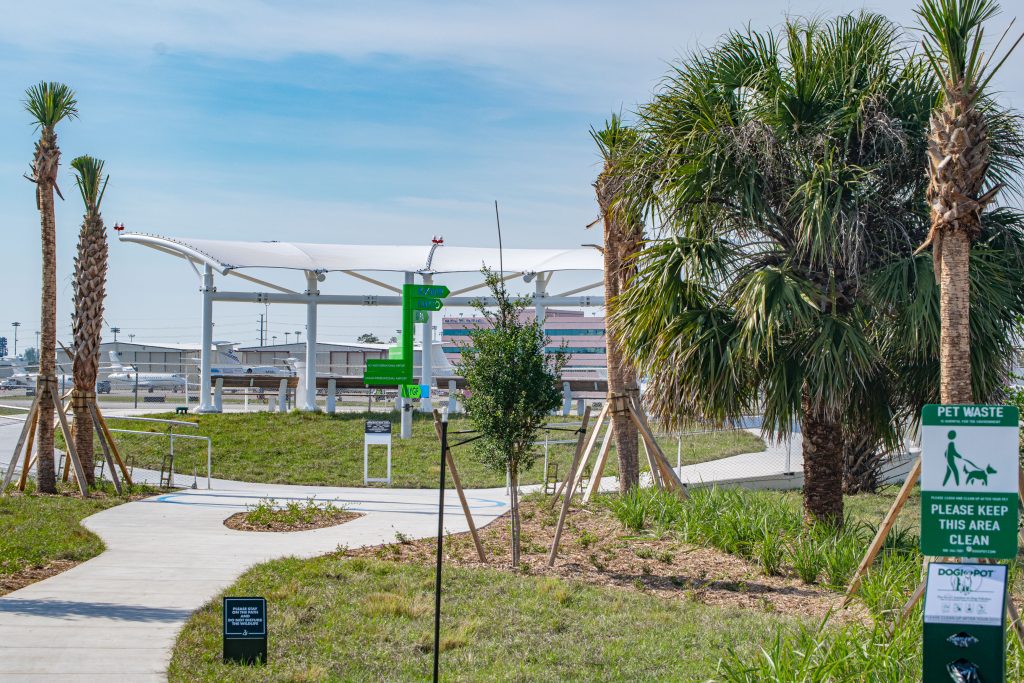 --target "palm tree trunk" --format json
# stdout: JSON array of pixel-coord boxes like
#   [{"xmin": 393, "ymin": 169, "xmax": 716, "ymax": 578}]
[
  {"xmin": 35, "ymin": 178, "xmax": 57, "ymax": 494},
  {"xmin": 801, "ymin": 389, "xmax": 843, "ymax": 526},
  {"xmin": 937, "ymin": 231, "xmax": 973, "ymax": 404}
]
